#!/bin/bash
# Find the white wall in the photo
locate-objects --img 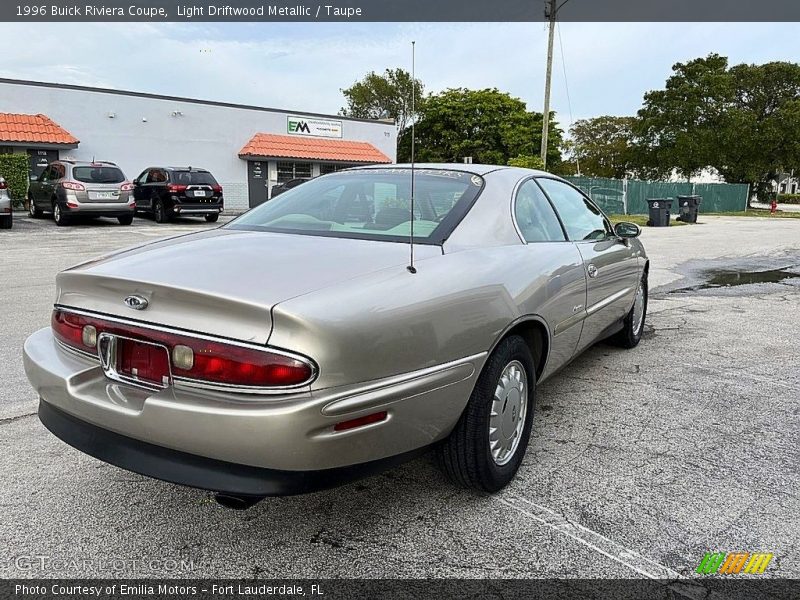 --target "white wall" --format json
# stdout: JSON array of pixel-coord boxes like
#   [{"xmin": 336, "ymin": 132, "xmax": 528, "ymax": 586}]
[{"xmin": 0, "ymin": 80, "xmax": 397, "ymax": 210}]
